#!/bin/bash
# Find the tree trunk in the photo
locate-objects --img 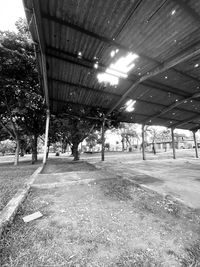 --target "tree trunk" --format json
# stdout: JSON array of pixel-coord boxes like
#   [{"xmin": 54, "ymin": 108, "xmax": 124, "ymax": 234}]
[
  {"xmin": 14, "ymin": 139, "xmax": 20, "ymax": 166},
  {"xmin": 72, "ymin": 142, "xmax": 80, "ymax": 161},
  {"xmin": 121, "ymin": 139, "xmax": 125, "ymax": 151},
  {"xmin": 152, "ymin": 143, "xmax": 156, "ymax": 154},
  {"xmin": 46, "ymin": 142, "xmax": 50, "ymax": 159},
  {"xmin": 31, "ymin": 135, "xmax": 38, "ymax": 164}
]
